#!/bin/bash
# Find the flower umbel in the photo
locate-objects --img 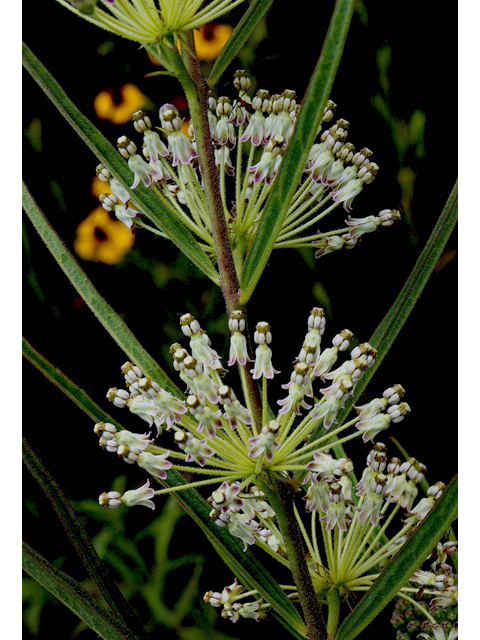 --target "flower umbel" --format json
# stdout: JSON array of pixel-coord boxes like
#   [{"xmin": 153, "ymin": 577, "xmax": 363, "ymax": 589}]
[
  {"xmin": 92, "ymin": 71, "xmax": 400, "ymax": 267},
  {"xmin": 58, "ymin": 0, "xmax": 245, "ymax": 44},
  {"xmin": 93, "ymin": 308, "xmax": 454, "ymax": 630}
]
